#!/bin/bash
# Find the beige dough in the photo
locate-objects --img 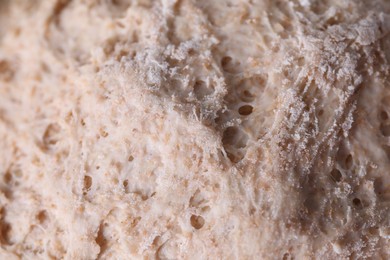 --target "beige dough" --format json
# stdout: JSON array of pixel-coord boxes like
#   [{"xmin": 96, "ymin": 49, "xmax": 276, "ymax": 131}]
[{"xmin": 0, "ymin": 0, "xmax": 390, "ymax": 259}]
